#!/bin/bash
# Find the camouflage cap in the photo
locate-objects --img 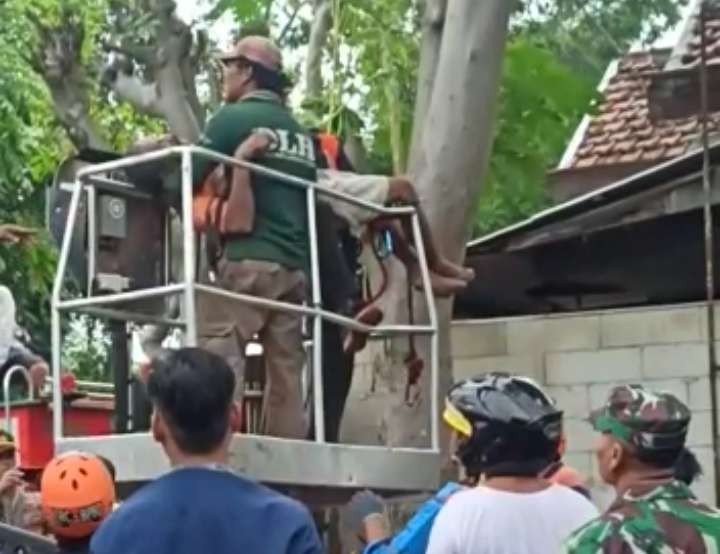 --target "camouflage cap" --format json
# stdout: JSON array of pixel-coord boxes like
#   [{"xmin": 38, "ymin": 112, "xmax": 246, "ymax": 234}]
[{"xmin": 589, "ymin": 384, "xmax": 691, "ymax": 451}]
